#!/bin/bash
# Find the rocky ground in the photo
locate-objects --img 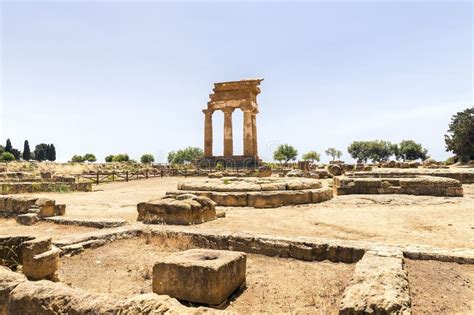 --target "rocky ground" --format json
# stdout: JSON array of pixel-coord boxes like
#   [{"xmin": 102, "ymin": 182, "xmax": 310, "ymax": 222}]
[
  {"xmin": 2, "ymin": 171, "xmax": 473, "ymax": 313},
  {"xmin": 60, "ymin": 237, "xmax": 353, "ymax": 313},
  {"xmin": 22, "ymin": 177, "xmax": 474, "ymax": 250}
]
